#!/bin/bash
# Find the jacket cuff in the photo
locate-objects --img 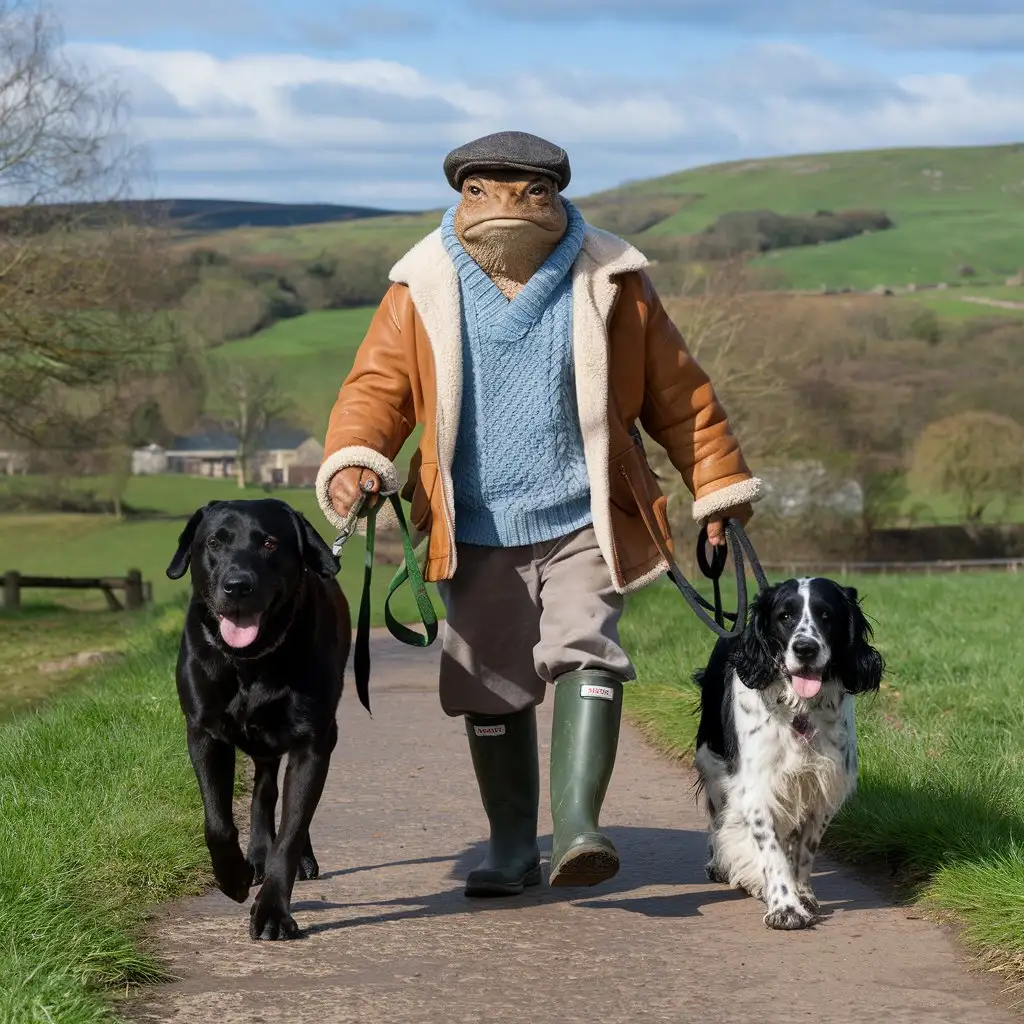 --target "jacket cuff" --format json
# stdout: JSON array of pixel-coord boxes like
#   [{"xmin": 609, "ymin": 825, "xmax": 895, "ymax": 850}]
[
  {"xmin": 316, "ymin": 446, "xmax": 401, "ymax": 532},
  {"xmin": 692, "ymin": 477, "xmax": 763, "ymax": 523}
]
